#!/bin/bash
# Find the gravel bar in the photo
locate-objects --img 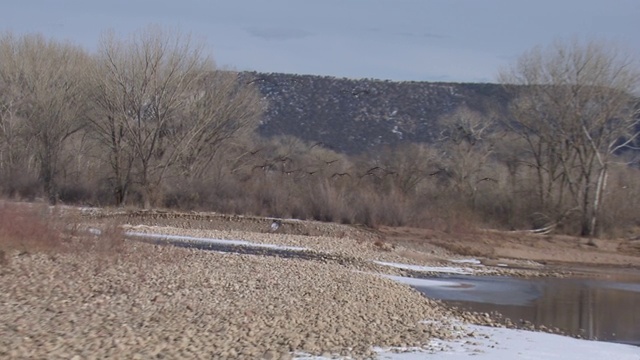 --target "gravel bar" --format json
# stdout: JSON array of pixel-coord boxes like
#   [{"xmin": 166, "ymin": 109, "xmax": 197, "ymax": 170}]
[{"xmin": 0, "ymin": 242, "xmax": 458, "ymax": 359}]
